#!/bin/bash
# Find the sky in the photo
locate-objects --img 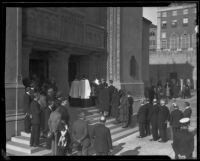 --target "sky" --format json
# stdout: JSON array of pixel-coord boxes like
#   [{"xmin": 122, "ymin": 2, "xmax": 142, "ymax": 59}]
[{"xmin": 143, "ymin": 7, "xmax": 158, "ymax": 25}]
